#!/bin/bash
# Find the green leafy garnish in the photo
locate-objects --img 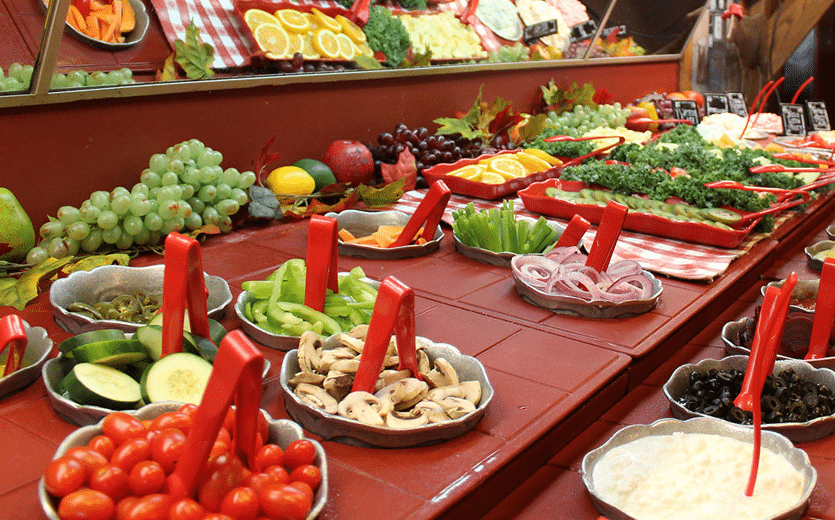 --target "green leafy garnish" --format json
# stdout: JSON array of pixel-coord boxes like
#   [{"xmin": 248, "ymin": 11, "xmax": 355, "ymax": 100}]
[
  {"xmin": 539, "ymin": 80, "xmax": 598, "ymax": 115},
  {"xmin": 174, "ymin": 22, "xmax": 215, "ymax": 80},
  {"xmin": 364, "ymin": 6, "xmax": 411, "ymax": 68}
]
